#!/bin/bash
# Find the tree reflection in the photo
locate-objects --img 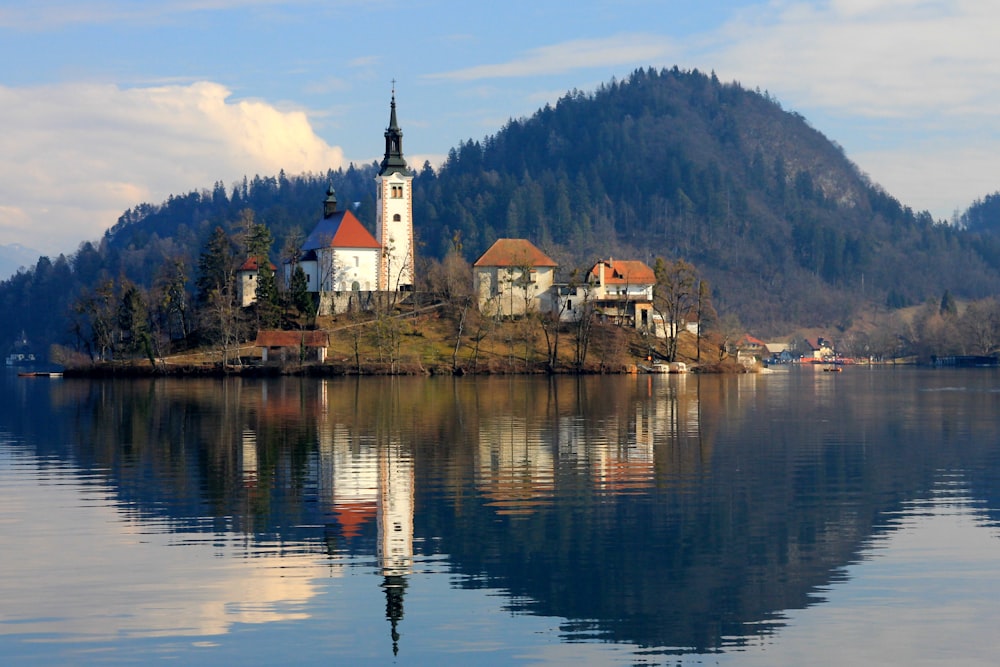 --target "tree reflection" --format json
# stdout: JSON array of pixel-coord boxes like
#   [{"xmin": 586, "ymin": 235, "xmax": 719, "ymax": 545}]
[{"xmin": 8, "ymin": 370, "xmax": 1000, "ymax": 654}]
